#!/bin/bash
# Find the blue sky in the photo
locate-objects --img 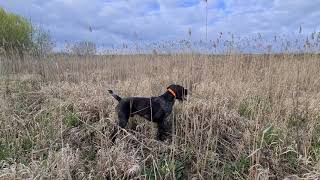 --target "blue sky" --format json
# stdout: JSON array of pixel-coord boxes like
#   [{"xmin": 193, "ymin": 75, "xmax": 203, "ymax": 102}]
[{"xmin": 1, "ymin": 0, "xmax": 320, "ymax": 52}]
